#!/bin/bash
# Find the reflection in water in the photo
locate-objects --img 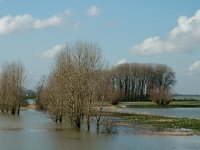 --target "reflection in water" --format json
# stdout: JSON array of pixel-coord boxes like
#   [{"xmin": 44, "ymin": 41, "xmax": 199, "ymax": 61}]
[{"xmin": 0, "ymin": 110, "xmax": 200, "ymax": 150}]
